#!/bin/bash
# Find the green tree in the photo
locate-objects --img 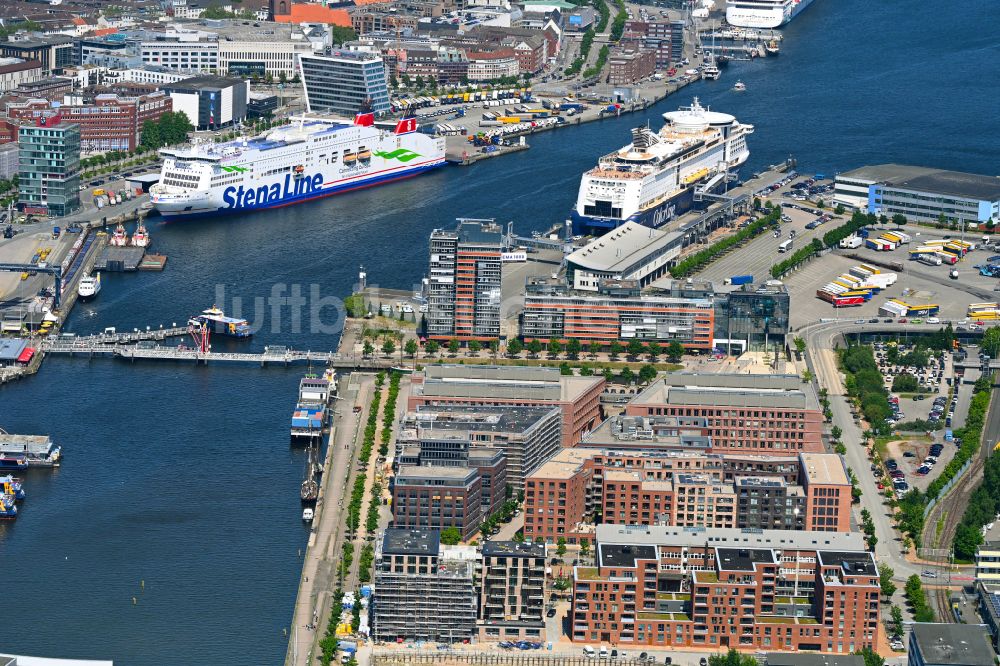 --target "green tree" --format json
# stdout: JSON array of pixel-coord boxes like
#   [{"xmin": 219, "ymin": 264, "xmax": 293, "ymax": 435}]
[
  {"xmin": 831, "ymin": 425, "xmax": 843, "ymax": 441},
  {"xmin": 448, "ymin": 338, "xmax": 461, "ymax": 356},
  {"xmin": 363, "ymin": 340, "xmax": 374, "ymax": 357},
  {"xmin": 794, "ymin": 337, "xmax": 806, "ymax": 356},
  {"xmin": 854, "ymin": 647, "xmax": 885, "ymax": 666},
  {"xmin": 891, "ymin": 373, "xmax": 919, "ymax": 393},
  {"xmin": 556, "ymin": 537, "xmax": 567, "ymax": 556},
  {"xmin": 890, "ymin": 605, "xmax": 904, "ymax": 637},
  {"xmin": 638, "ymin": 363, "xmax": 657, "ymax": 385},
  {"xmin": 404, "ymin": 339, "xmax": 418, "ymax": 358},
  {"xmin": 666, "ymin": 341, "xmax": 684, "ymax": 363},
  {"xmin": 834, "ymin": 204, "xmax": 846, "ymax": 215},
  {"xmin": 468, "ymin": 339, "xmax": 482, "ymax": 355},
  {"xmin": 489, "ymin": 339, "xmax": 500, "ymax": 358},
  {"xmin": 440, "ymin": 526, "xmax": 462, "ymax": 545},
  {"xmin": 425, "ymin": 339, "xmax": 440, "ymax": 357},
  {"xmin": 982, "ymin": 326, "xmax": 1000, "ymax": 358},
  {"xmin": 709, "ymin": 649, "xmax": 760, "ymax": 666},
  {"xmin": 527, "ymin": 339, "xmax": 543, "ymax": 358},
  {"xmin": 627, "ymin": 339, "xmax": 644, "ymax": 359},
  {"xmin": 891, "ymin": 213, "xmax": 907, "ymax": 228},
  {"xmin": 588, "ymin": 341, "xmax": 601, "ymax": 358},
  {"xmin": 140, "ymin": 119, "xmax": 161, "ymax": 149},
  {"xmin": 609, "ymin": 341, "xmax": 623, "ymax": 360},
  {"xmin": 548, "ymin": 338, "xmax": 563, "ymax": 357},
  {"xmin": 566, "ymin": 338, "xmax": 582, "ymax": 359},
  {"xmin": 645, "ymin": 341, "xmax": 661, "ymax": 360},
  {"xmin": 620, "ymin": 366, "xmax": 634, "ymax": 385},
  {"xmin": 382, "ymin": 339, "xmax": 395, "ymax": 356},
  {"xmin": 878, "ymin": 563, "xmax": 896, "ymax": 599},
  {"xmin": 507, "ymin": 338, "xmax": 523, "ymax": 357}
]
